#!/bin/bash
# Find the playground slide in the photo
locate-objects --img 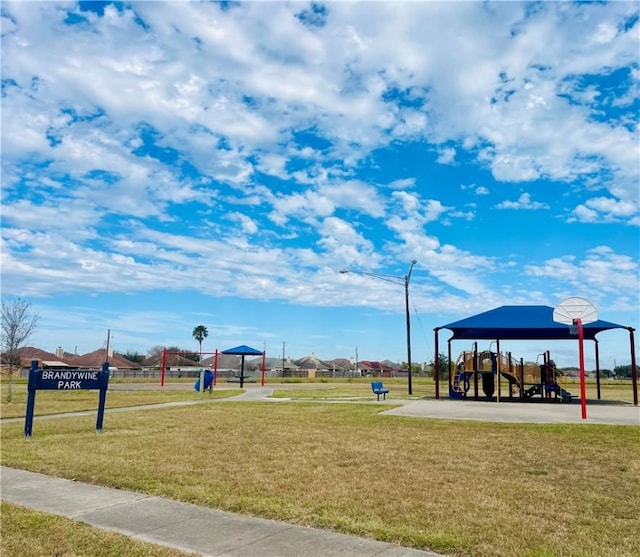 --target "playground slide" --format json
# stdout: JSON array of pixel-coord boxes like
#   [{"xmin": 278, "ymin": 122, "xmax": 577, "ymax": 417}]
[
  {"xmin": 545, "ymin": 383, "xmax": 574, "ymax": 401},
  {"xmin": 498, "ymin": 367, "xmax": 521, "ymax": 389}
]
